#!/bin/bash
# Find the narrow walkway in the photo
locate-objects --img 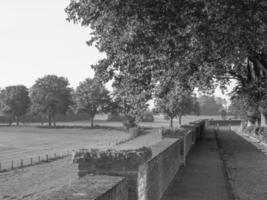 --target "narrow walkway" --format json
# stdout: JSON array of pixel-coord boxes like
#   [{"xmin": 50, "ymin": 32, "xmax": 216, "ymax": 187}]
[{"xmin": 161, "ymin": 129, "xmax": 230, "ymax": 200}]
